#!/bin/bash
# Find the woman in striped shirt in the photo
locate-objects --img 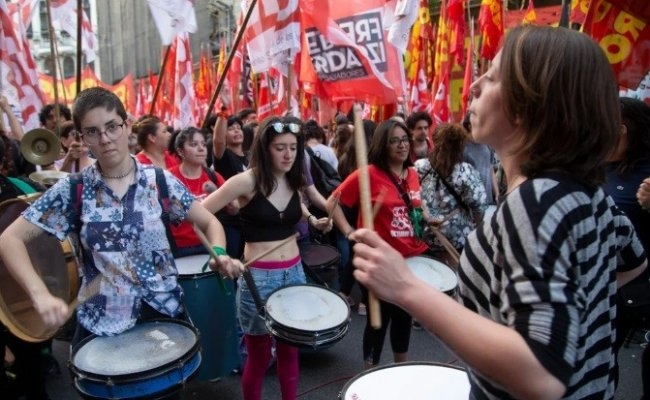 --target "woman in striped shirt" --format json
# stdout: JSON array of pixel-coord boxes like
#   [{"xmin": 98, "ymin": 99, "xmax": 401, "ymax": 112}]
[{"xmin": 349, "ymin": 25, "xmax": 647, "ymax": 400}]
